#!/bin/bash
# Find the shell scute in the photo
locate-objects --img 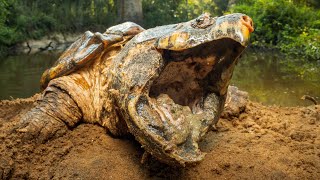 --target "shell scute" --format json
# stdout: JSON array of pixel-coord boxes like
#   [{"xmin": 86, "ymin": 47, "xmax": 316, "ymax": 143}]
[{"xmin": 40, "ymin": 22, "xmax": 144, "ymax": 90}]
